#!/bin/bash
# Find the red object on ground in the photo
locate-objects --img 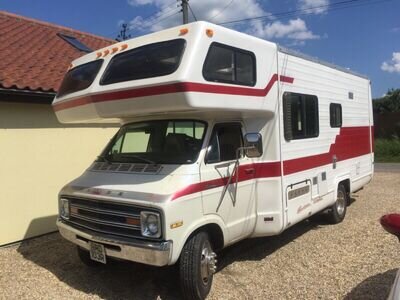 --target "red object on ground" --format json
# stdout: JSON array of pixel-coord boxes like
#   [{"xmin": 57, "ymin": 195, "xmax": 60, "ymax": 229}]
[{"xmin": 380, "ymin": 214, "xmax": 400, "ymax": 238}]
